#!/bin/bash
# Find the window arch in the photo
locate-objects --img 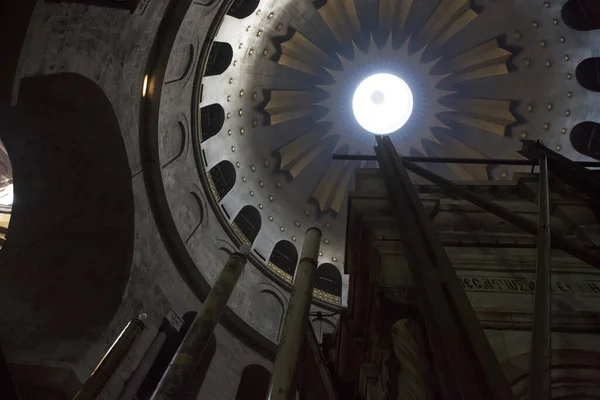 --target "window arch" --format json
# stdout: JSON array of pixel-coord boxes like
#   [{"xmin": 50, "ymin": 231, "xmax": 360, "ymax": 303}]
[
  {"xmin": 232, "ymin": 205, "xmax": 261, "ymax": 245},
  {"xmin": 227, "ymin": 0, "xmax": 260, "ymax": 19},
  {"xmin": 269, "ymin": 240, "xmax": 298, "ymax": 276},
  {"xmin": 570, "ymin": 121, "xmax": 600, "ymax": 161},
  {"xmin": 315, "ymin": 263, "xmax": 342, "ymax": 296},
  {"xmin": 205, "ymin": 42, "xmax": 233, "ymax": 77},
  {"xmin": 576, "ymin": 58, "xmax": 600, "ymax": 92},
  {"xmin": 562, "ymin": 0, "xmax": 600, "ymax": 31},
  {"xmin": 235, "ymin": 365, "xmax": 271, "ymax": 400},
  {"xmin": 200, "ymin": 104, "xmax": 225, "ymax": 141},
  {"xmin": 208, "ymin": 161, "xmax": 236, "ymax": 200}
]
